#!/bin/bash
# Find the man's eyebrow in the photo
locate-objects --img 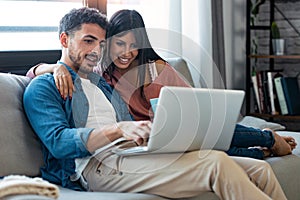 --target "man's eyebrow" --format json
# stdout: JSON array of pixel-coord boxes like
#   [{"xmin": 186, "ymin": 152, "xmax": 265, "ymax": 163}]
[{"xmin": 84, "ymin": 35, "xmax": 98, "ymax": 40}]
